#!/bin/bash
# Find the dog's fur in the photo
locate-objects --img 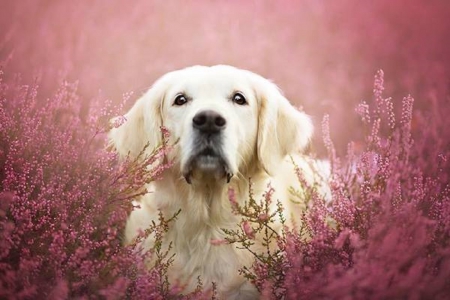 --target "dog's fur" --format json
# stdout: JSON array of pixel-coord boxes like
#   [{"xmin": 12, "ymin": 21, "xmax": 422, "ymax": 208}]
[{"xmin": 109, "ymin": 65, "xmax": 327, "ymax": 299}]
